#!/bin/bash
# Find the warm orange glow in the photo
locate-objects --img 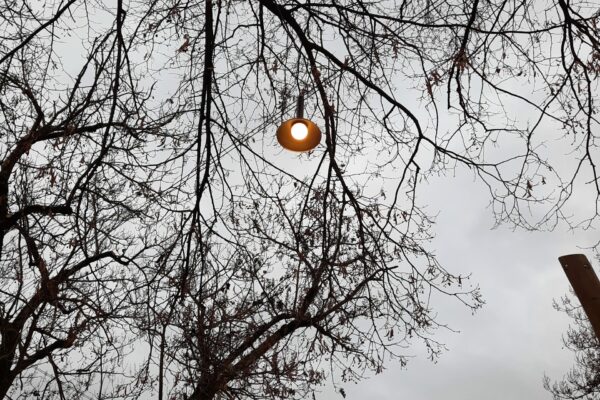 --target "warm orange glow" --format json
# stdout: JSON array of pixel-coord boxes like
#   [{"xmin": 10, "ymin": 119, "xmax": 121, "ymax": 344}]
[{"xmin": 276, "ymin": 118, "xmax": 321, "ymax": 152}]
